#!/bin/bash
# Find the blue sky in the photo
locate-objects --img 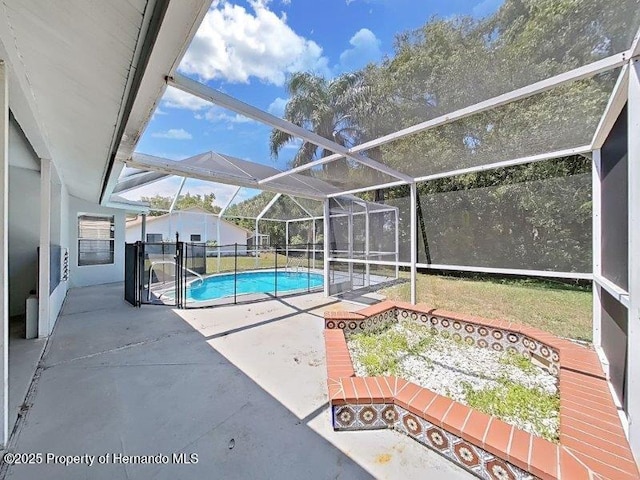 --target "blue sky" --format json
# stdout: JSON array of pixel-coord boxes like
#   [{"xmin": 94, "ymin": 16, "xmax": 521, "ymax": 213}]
[{"xmin": 129, "ymin": 0, "xmax": 502, "ymax": 206}]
